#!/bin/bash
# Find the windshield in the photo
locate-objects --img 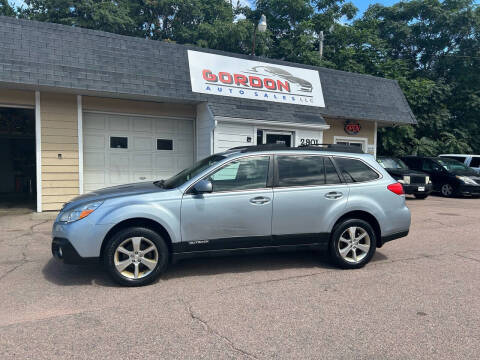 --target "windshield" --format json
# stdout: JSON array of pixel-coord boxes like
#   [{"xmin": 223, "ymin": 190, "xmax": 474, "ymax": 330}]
[
  {"xmin": 377, "ymin": 157, "xmax": 408, "ymax": 169},
  {"xmin": 162, "ymin": 154, "xmax": 227, "ymax": 189},
  {"xmin": 436, "ymin": 158, "xmax": 476, "ymax": 174}
]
